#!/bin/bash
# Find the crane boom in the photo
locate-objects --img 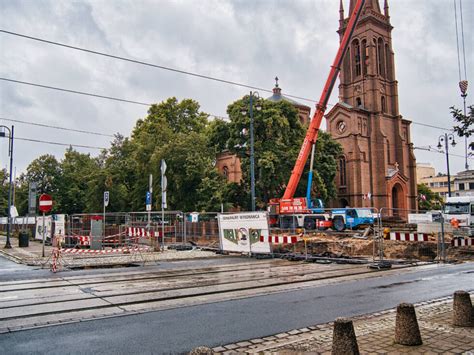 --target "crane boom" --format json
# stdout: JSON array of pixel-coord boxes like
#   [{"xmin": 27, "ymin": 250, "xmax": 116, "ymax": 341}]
[{"xmin": 282, "ymin": 0, "xmax": 365, "ymax": 200}]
